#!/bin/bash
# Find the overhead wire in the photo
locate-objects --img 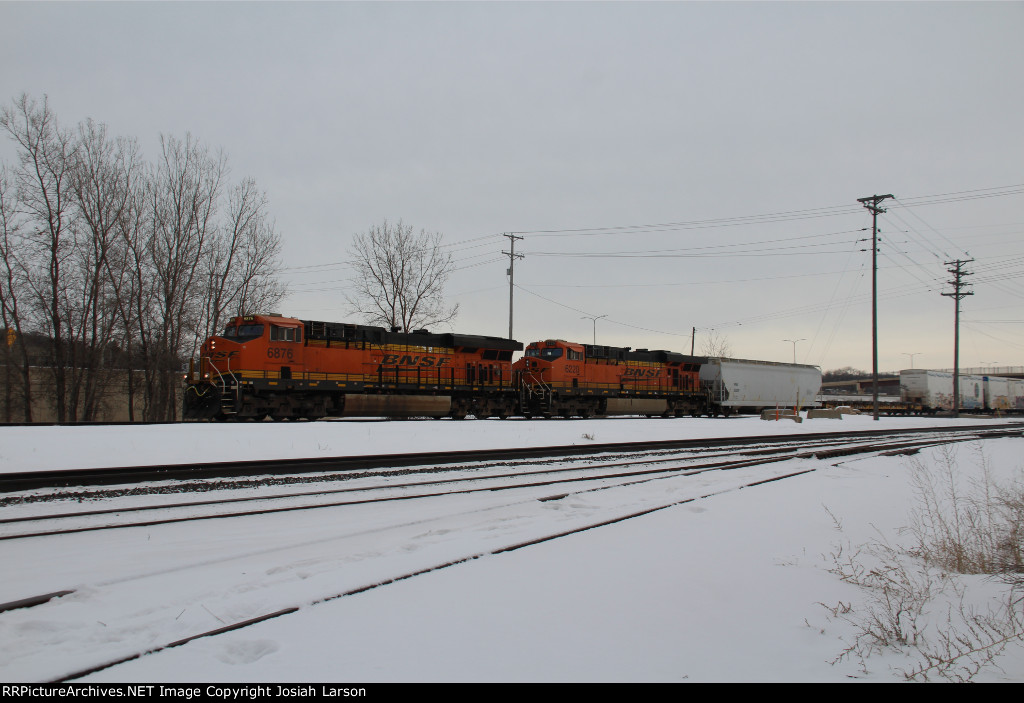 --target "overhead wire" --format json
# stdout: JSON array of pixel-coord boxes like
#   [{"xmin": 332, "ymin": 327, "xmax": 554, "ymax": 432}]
[
  {"xmin": 281, "ymin": 184, "xmax": 1023, "ymax": 356},
  {"xmin": 803, "ymin": 237, "xmax": 867, "ymax": 365}
]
